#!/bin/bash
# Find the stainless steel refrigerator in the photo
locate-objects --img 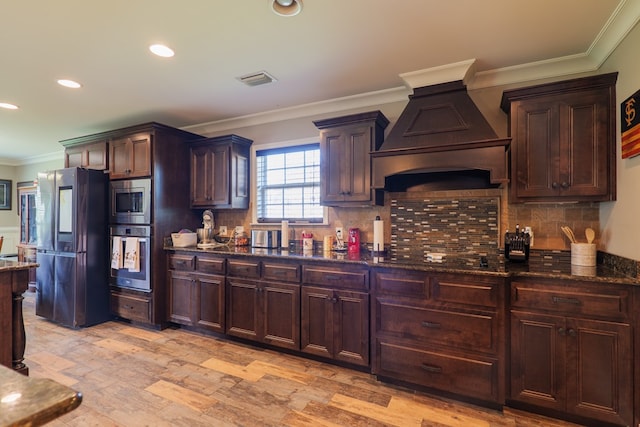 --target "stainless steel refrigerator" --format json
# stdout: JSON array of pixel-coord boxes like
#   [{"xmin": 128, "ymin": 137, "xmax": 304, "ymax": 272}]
[{"xmin": 35, "ymin": 167, "xmax": 110, "ymax": 327}]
